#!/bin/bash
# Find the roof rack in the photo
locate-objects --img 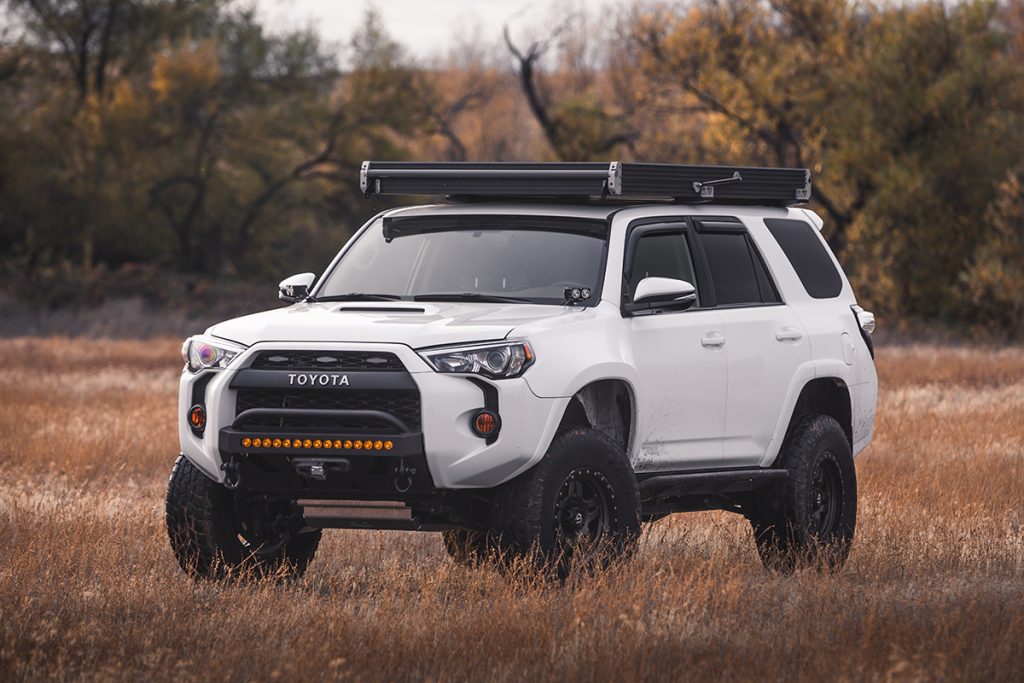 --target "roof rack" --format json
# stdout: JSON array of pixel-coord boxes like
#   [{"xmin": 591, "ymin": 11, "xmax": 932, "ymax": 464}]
[{"xmin": 360, "ymin": 161, "xmax": 811, "ymax": 206}]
